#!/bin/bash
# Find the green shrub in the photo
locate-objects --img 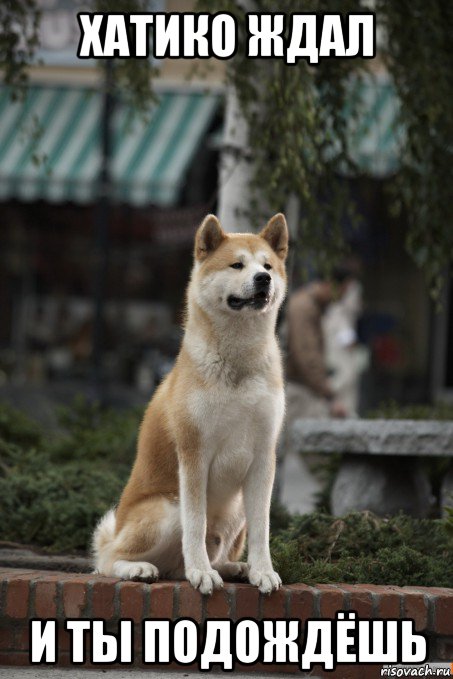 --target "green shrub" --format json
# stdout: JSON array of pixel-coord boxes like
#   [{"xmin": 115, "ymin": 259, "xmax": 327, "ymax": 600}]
[
  {"xmin": 0, "ymin": 442, "xmax": 125, "ymax": 552},
  {"xmin": 49, "ymin": 396, "xmax": 139, "ymax": 464},
  {"xmin": 0, "ymin": 399, "xmax": 140, "ymax": 552},
  {"xmin": 0, "ymin": 402, "xmax": 43, "ymax": 448},
  {"xmin": 270, "ymin": 511, "xmax": 453, "ymax": 587},
  {"xmin": 367, "ymin": 400, "xmax": 453, "ymax": 421}
]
